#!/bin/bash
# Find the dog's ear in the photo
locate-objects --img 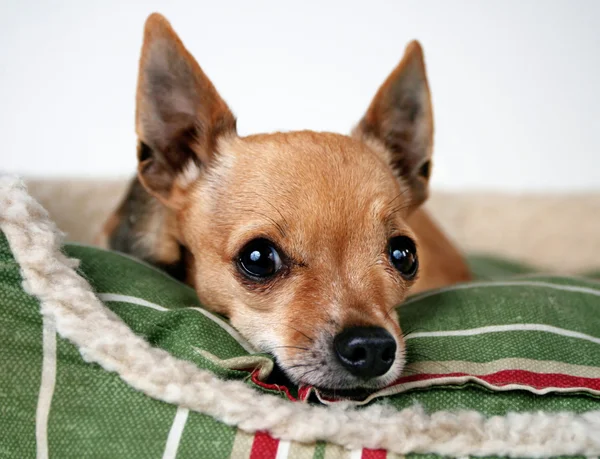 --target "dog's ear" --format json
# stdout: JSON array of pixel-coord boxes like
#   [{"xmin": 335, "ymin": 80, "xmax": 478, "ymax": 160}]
[
  {"xmin": 135, "ymin": 13, "xmax": 236, "ymax": 208},
  {"xmin": 355, "ymin": 41, "xmax": 433, "ymax": 208}
]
